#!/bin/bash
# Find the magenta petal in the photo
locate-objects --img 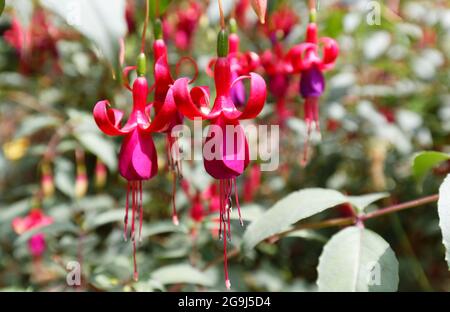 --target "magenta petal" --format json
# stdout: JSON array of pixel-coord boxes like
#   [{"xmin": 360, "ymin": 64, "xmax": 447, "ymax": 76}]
[
  {"xmin": 204, "ymin": 118, "xmax": 249, "ymax": 179},
  {"xmin": 119, "ymin": 129, "xmax": 158, "ymax": 181},
  {"xmin": 29, "ymin": 233, "xmax": 46, "ymax": 257}
]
